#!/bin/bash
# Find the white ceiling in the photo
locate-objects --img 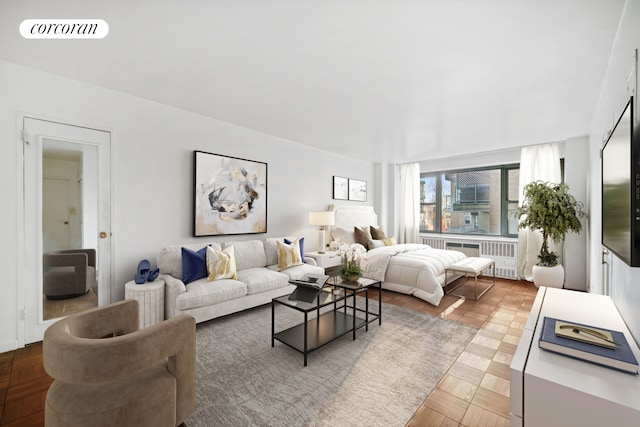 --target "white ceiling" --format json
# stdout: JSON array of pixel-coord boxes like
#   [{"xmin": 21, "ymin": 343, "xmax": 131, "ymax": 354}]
[{"xmin": 0, "ymin": 0, "xmax": 627, "ymax": 163}]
